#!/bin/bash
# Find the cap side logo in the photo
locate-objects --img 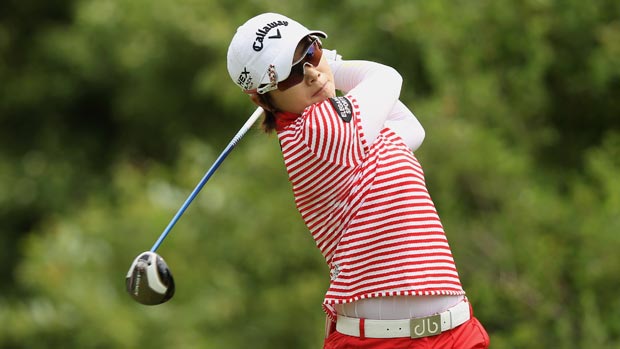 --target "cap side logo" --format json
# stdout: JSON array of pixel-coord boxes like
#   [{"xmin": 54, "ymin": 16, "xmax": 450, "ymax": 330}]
[
  {"xmin": 253, "ymin": 20, "xmax": 289, "ymax": 51},
  {"xmin": 237, "ymin": 67, "xmax": 253, "ymax": 90}
]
